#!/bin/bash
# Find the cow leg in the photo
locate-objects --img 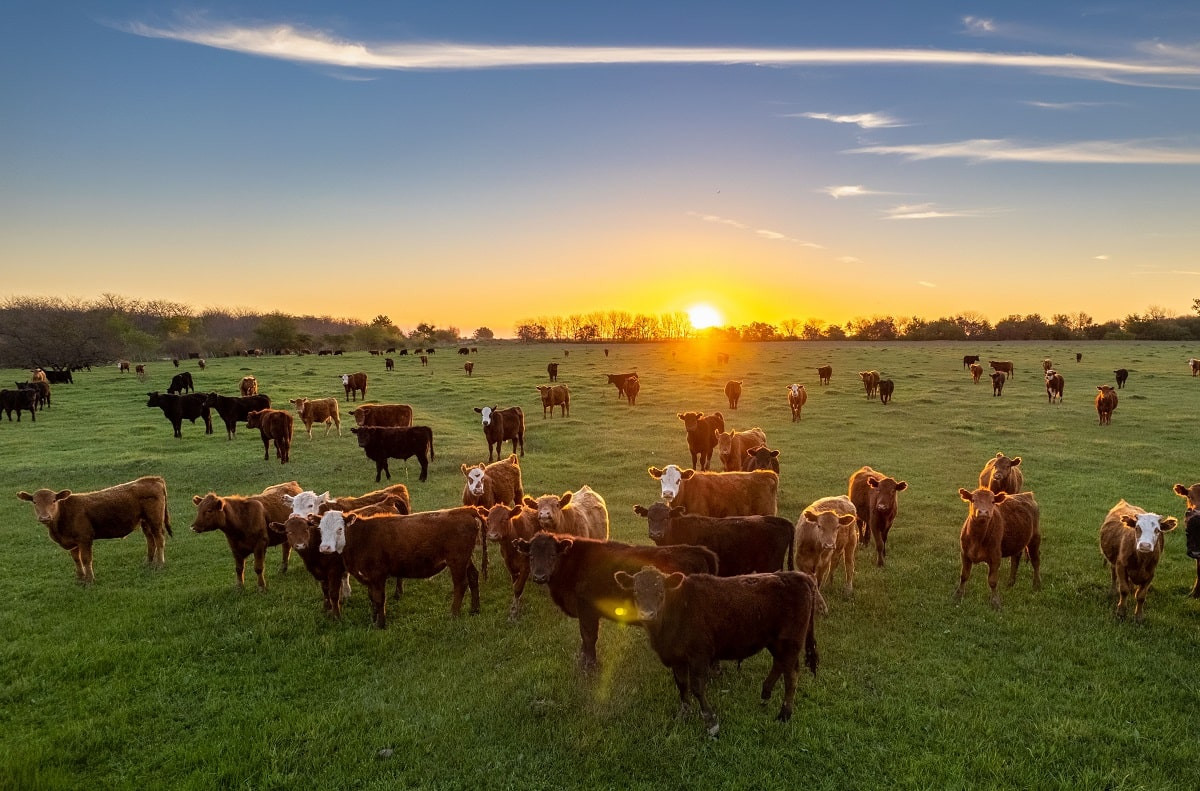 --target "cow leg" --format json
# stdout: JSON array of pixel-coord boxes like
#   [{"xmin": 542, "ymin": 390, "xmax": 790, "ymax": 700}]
[
  {"xmin": 672, "ymin": 665, "xmax": 692, "ymax": 719},
  {"xmin": 509, "ymin": 561, "xmax": 529, "ymax": 621},
  {"xmin": 1115, "ymin": 567, "xmax": 1130, "ymax": 618},
  {"xmin": 1026, "ymin": 535, "xmax": 1042, "ymax": 591},
  {"xmin": 986, "ymin": 559, "xmax": 1002, "ymax": 609},
  {"xmin": 516, "ymin": 434, "xmax": 524, "ymax": 458},
  {"xmin": 417, "ymin": 451, "xmax": 428, "ymax": 482},
  {"xmin": 392, "ymin": 578, "xmax": 404, "ymax": 600},
  {"xmin": 874, "ymin": 526, "xmax": 886, "ymax": 567},
  {"xmin": 261, "ymin": 436, "xmax": 270, "ymax": 460},
  {"xmin": 77, "ymin": 544, "xmax": 95, "ymax": 584},
  {"xmin": 954, "ymin": 555, "xmax": 974, "ymax": 601},
  {"xmin": 448, "ymin": 562, "xmax": 469, "ymax": 616},
  {"xmin": 1133, "ymin": 583, "xmax": 1149, "ymax": 623},
  {"xmin": 204, "ymin": 414, "xmax": 212, "ymax": 434},
  {"xmin": 577, "ymin": 610, "xmax": 601, "ymax": 671},
  {"xmin": 233, "ymin": 551, "xmax": 248, "ymax": 589},
  {"xmin": 778, "ymin": 651, "xmax": 800, "ymax": 724},
  {"xmin": 341, "ymin": 573, "xmax": 353, "ymax": 603},
  {"xmin": 369, "ymin": 582, "xmax": 387, "ymax": 628},
  {"xmin": 68, "ymin": 545, "xmax": 87, "ymax": 583},
  {"xmin": 689, "ymin": 663, "xmax": 719, "ymax": 737},
  {"xmin": 173, "ymin": 419, "xmax": 183, "ymax": 438},
  {"xmin": 1191, "ymin": 561, "xmax": 1200, "ymax": 598},
  {"xmin": 279, "ymin": 542, "xmax": 291, "ymax": 574},
  {"xmin": 1007, "ymin": 553, "xmax": 1021, "ymax": 587},
  {"xmin": 252, "ymin": 547, "xmax": 268, "ymax": 591},
  {"xmin": 760, "ymin": 654, "xmax": 784, "ymax": 706},
  {"xmin": 466, "ymin": 562, "xmax": 480, "ymax": 614}
]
